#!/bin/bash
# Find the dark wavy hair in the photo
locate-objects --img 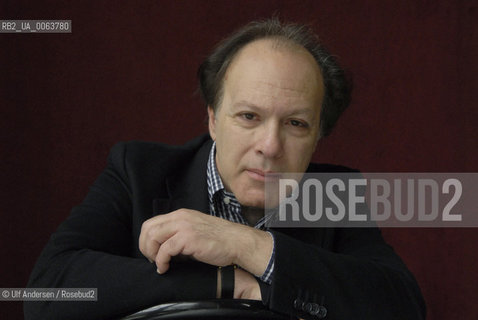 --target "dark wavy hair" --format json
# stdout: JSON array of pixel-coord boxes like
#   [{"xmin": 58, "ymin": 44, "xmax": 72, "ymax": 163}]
[{"xmin": 197, "ymin": 18, "xmax": 352, "ymax": 137}]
